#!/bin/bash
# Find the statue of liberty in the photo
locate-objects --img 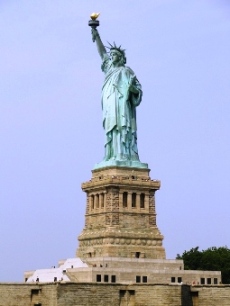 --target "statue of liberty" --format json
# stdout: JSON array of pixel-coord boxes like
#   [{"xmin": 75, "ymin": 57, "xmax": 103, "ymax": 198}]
[{"xmin": 90, "ymin": 18, "xmax": 147, "ymax": 169}]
